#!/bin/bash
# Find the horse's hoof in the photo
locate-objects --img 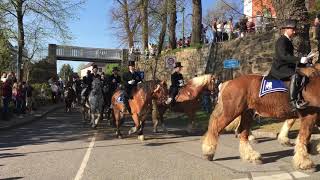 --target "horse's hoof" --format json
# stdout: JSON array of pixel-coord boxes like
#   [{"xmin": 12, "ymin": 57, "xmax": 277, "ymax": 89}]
[
  {"xmin": 281, "ymin": 141, "xmax": 295, "ymax": 147},
  {"xmin": 153, "ymin": 129, "xmax": 158, "ymax": 133},
  {"xmin": 253, "ymin": 159, "xmax": 263, "ymax": 165},
  {"xmin": 138, "ymin": 135, "xmax": 145, "ymax": 141},
  {"xmin": 204, "ymin": 154, "xmax": 214, "ymax": 161}
]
